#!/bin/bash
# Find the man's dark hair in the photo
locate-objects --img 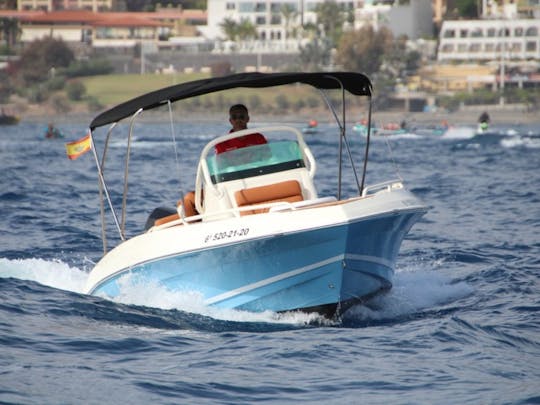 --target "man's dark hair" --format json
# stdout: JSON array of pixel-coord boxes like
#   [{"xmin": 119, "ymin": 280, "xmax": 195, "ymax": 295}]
[{"xmin": 229, "ymin": 104, "xmax": 248, "ymax": 114}]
